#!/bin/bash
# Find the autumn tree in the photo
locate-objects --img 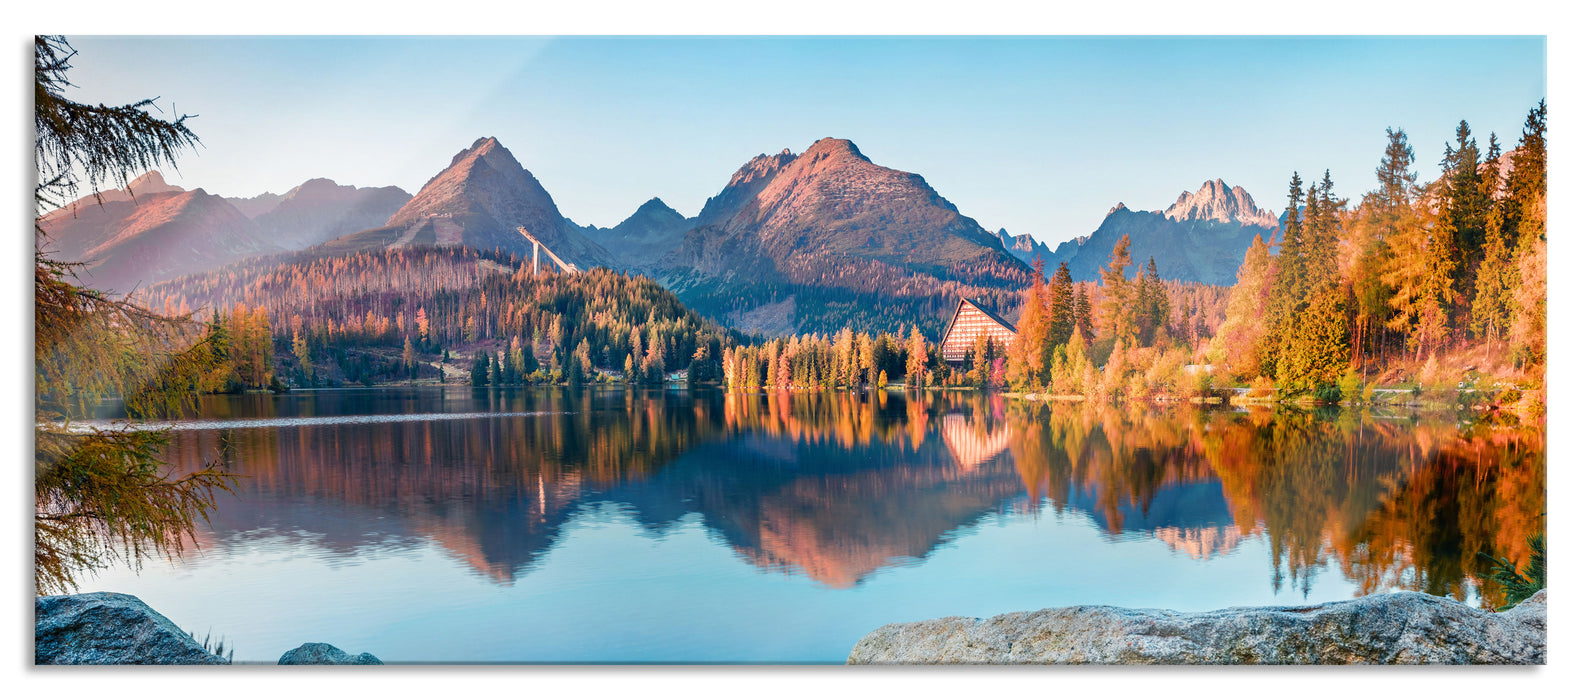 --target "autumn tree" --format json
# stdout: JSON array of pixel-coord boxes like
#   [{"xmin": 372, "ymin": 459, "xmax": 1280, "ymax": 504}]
[
  {"xmin": 1007, "ymin": 257, "xmax": 1049, "ymax": 388},
  {"xmin": 906, "ymin": 325, "xmax": 927, "ymax": 387},
  {"xmin": 34, "ymin": 36, "xmax": 235, "ymax": 593},
  {"xmin": 1210, "ymin": 235, "xmax": 1275, "ymax": 378},
  {"xmin": 1097, "ymin": 234, "xmax": 1136, "ymax": 347}
]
